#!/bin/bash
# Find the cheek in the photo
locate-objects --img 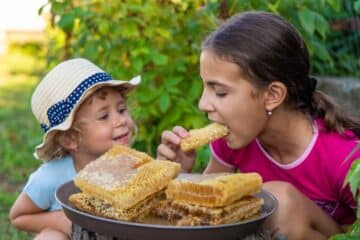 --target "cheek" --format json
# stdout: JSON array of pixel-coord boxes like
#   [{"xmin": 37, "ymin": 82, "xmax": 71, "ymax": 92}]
[
  {"xmin": 82, "ymin": 122, "xmax": 110, "ymax": 136},
  {"xmin": 224, "ymin": 95, "xmax": 257, "ymax": 120},
  {"xmin": 226, "ymin": 117, "xmax": 264, "ymax": 149},
  {"xmin": 126, "ymin": 116, "xmax": 134, "ymax": 128},
  {"xmin": 226, "ymin": 98, "xmax": 265, "ymax": 138}
]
